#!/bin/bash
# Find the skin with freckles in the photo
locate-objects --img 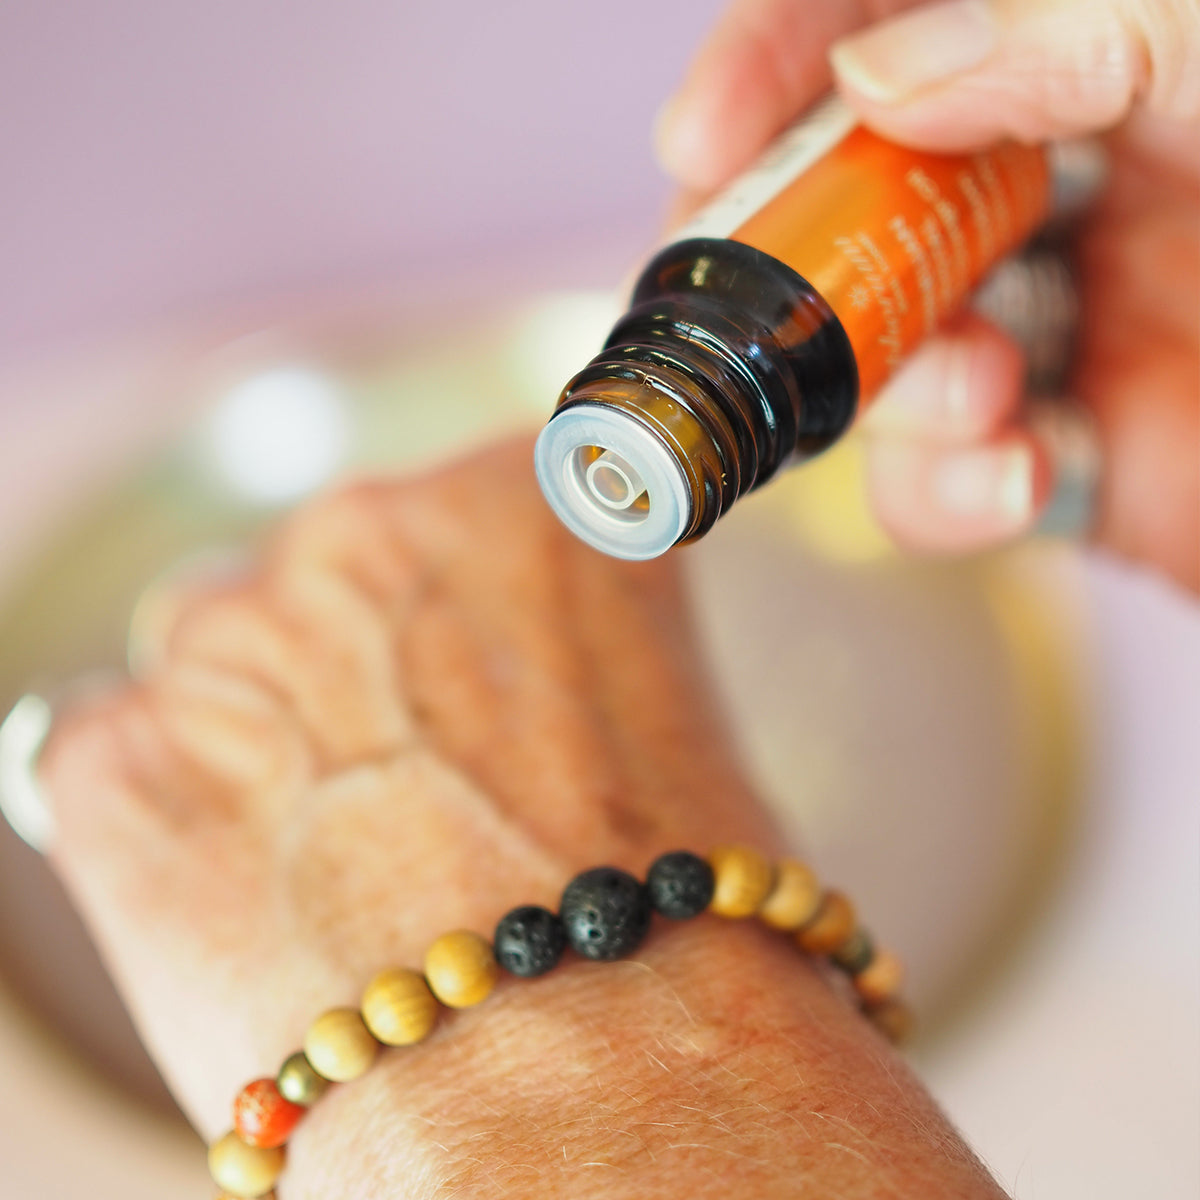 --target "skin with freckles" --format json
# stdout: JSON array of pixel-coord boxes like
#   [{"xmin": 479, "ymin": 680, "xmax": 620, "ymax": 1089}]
[
  {"xmin": 42, "ymin": 441, "xmax": 1007, "ymax": 1198},
  {"xmin": 656, "ymin": 0, "xmax": 1199, "ymax": 589}
]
